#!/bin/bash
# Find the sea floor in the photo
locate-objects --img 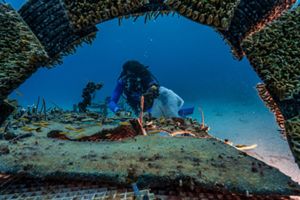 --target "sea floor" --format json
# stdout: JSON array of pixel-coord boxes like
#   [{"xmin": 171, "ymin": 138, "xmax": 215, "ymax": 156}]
[
  {"xmin": 22, "ymin": 97, "xmax": 300, "ymax": 183},
  {"xmin": 189, "ymin": 98, "xmax": 300, "ymax": 184},
  {"xmin": 1, "ymin": 115, "xmax": 300, "ymax": 196},
  {"xmin": 7, "ymin": 94, "xmax": 300, "ymax": 184}
]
